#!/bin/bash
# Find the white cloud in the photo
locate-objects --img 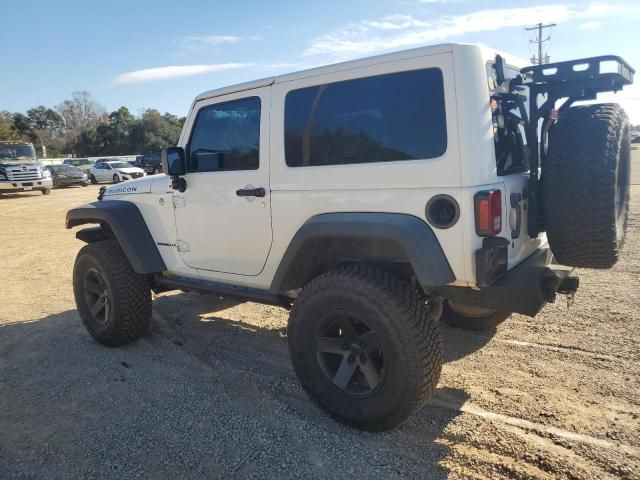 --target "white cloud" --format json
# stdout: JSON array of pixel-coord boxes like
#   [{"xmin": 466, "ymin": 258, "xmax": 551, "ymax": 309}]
[
  {"xmin": 178, "ymin": 35, "xmax": 261, "ymax": 53},
  {"xmin": 578, "ymin": 21, "xmax": 602, "ymax": 30},
  {"xmin": 304, "ymin": 3, "xmax": 626, "ymax": 58},
  {"xmin": 113, "ymin": 63, "xmax": 255, "ymax": 84}
]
